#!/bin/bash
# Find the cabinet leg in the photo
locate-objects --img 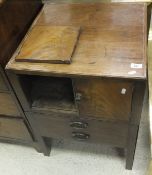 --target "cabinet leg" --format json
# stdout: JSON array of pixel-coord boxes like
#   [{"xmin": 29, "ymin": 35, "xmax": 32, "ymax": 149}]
[
  {"xmin": 126, "ymin": 125, "xmax": 139, "ymax": 170},
  {"xmin": 38, "ymin": 136, "xmax": 51, "ymax": 156},
  {"xmin": 27, "ymin": 113, "xmax": 51, "ymax": 156},
  {"xmin": 32, "ymin": 142, "xmax": 42, "ymax": 153},
  {"xmin": 32, "ymin": 137, "xmax": 51, "ymax": 156}
]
